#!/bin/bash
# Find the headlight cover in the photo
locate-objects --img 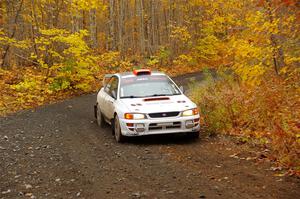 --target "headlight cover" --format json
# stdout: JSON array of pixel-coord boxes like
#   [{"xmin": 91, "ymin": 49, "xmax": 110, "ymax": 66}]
[
  {"xmin": 182, "ymin": 108, "xmax": 199, "ymax": 116},
  {"xmin": 124, "ymin": 113, "xmax": 146, "ymax": 120}
]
